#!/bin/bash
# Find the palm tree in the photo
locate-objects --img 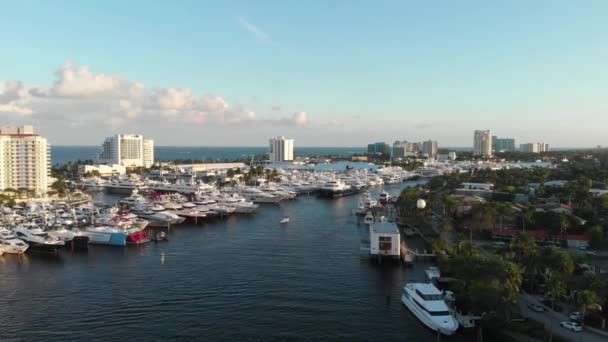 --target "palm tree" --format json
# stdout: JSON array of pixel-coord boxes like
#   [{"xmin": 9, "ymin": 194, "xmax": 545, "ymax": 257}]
[
  {"xmin": 543, "ymin": 270, "xmax": 566, "ymax": 342},
  {"xmin": 494, "ymin": 202, "xmax": 511, "ymax": 229},
  {"xmin": 521, "ymin": 208, "xmax": 535, "ymax": 232},
  {"xmin": 441, "ymin": 194, "xmax": 458, "ymax": 217},
  {"xmin": 559, "ymin": 213, "xmax": 570, "ymax": 234},
  {"xmin": 579, "ymin": 289, "xmax": 602, "ymax": 329}
]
